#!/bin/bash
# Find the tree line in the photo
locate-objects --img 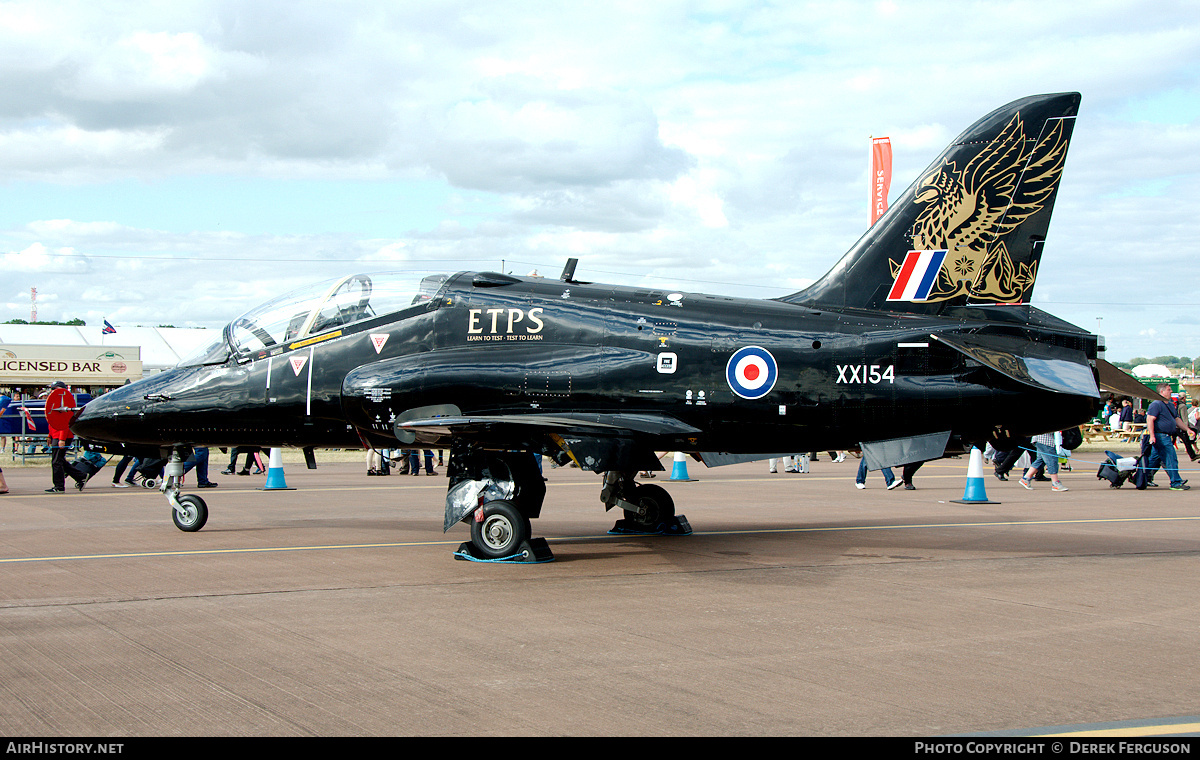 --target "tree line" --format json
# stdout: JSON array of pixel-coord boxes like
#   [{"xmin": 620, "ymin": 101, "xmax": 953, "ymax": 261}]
[
  {"xmin": 3, "ymin": 319, "xmax": 182, "ymax": 327},
  {"xmin": 1112, "ymin": 356, "xmax": 1194, "ymax": 370},
  {"xmin": 3, "ymin": 318, "xmax": 86, "ymax": 325}
]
